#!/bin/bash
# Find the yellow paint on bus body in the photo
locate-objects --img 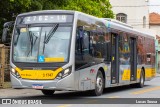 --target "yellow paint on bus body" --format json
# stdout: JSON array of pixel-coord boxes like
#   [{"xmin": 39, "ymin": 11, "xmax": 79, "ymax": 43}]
[
  {"xmin": 122, "ymin": 68, "xmax": 155, "ymax": 81},
  {"xmin": 45, "ymin": 57, "xmax": 64, "ymax": 62},
  {"xmin": 104, "ymin": 65, "xmax": 108, "ymax": 71},
  {"xmin": 15, "ymin": 67, "xmax": 63, "ymax": 80},
  {"xmin": 137, "ymin": 69, "xmax": 141, "ymax": 79},
  {"xmin": 145, "ymin": 68, "xmax": 156, "ymax": 78},
  {"xmin": 122, "ymin": 69, "xmax": 130, "ymax": 80}
]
